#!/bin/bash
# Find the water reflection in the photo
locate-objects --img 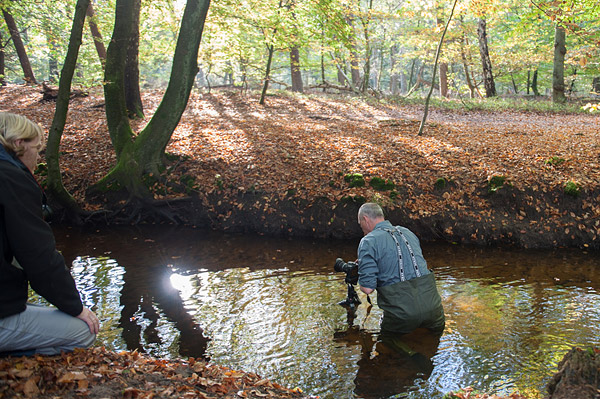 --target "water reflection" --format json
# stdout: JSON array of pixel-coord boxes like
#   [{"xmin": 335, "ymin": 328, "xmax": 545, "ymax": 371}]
[
  {"xmin": 49, "ymin": 225, "xmax": 600, "ymax": 399},
  {"xmin": 335, "ymin": 305, "xmax": 441, "ymax": 399}
]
